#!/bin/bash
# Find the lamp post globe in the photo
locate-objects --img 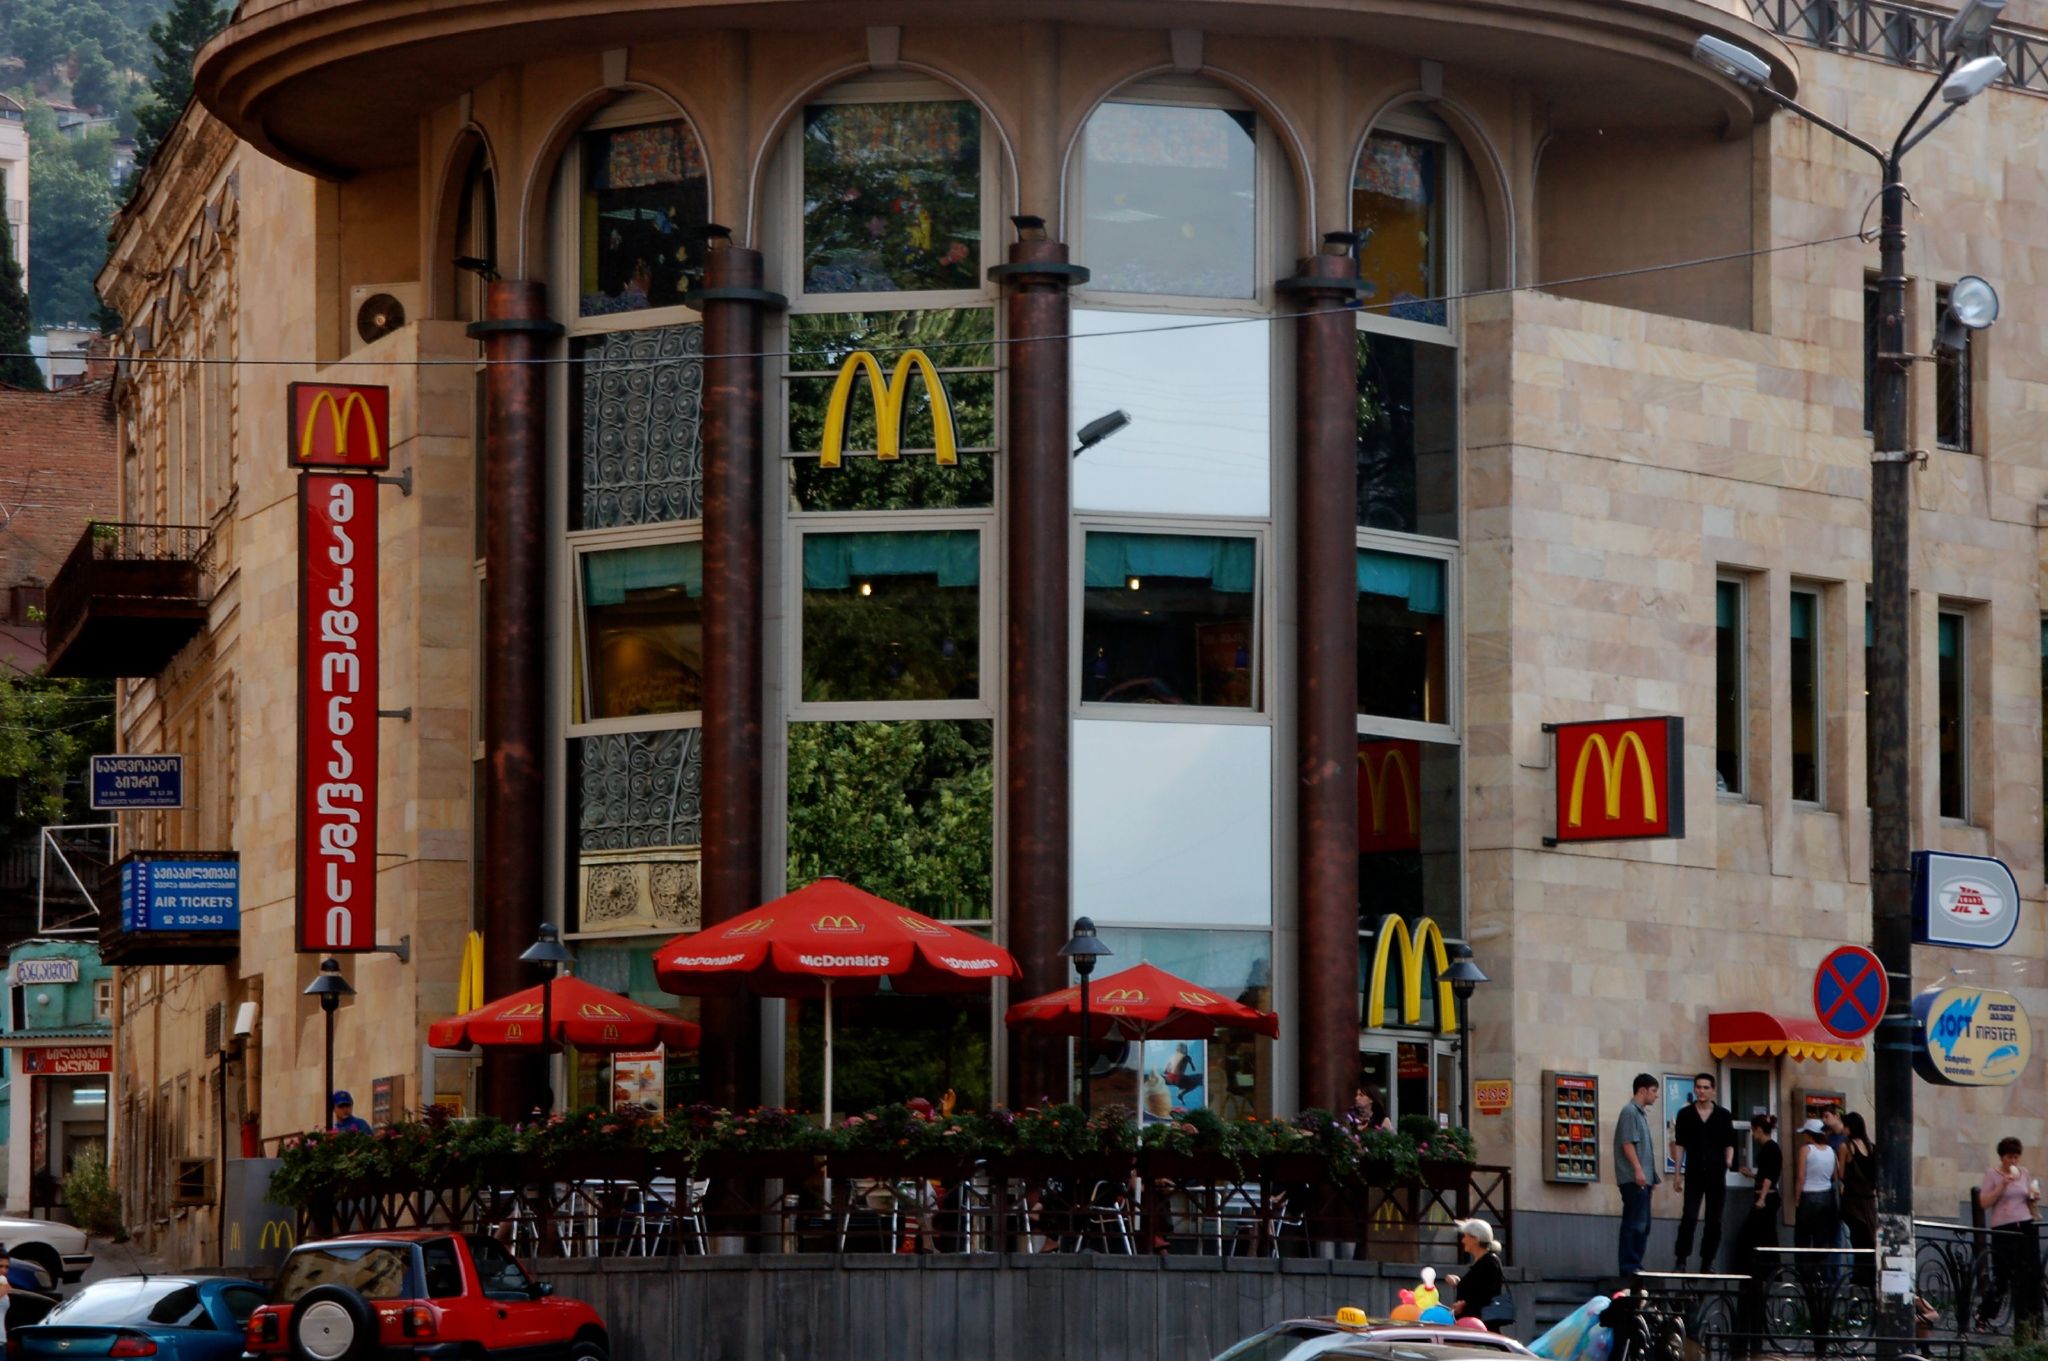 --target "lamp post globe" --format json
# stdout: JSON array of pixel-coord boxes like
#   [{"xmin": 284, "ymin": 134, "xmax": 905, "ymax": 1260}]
[
  {"xmin": 1059, "ymin": 918, "xmax": 1114, "ymax": 1113},
  {"xmin": 303, "ymin": 957, "xmax": 355, "ymax": 1131},
  {"xmin": 1436, "ymin": 945, "xmax": 1489, "ymax": 1130}
]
